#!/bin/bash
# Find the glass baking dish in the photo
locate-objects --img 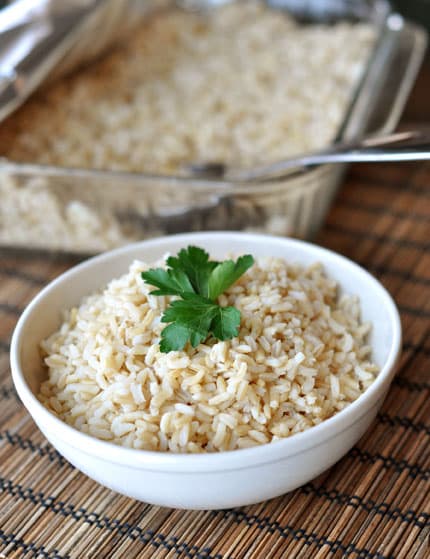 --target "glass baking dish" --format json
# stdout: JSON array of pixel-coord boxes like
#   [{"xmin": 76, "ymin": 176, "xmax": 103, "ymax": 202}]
[{"xmin": 0, "ymin": 0, "xmax": 427, "ymax": 255}]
